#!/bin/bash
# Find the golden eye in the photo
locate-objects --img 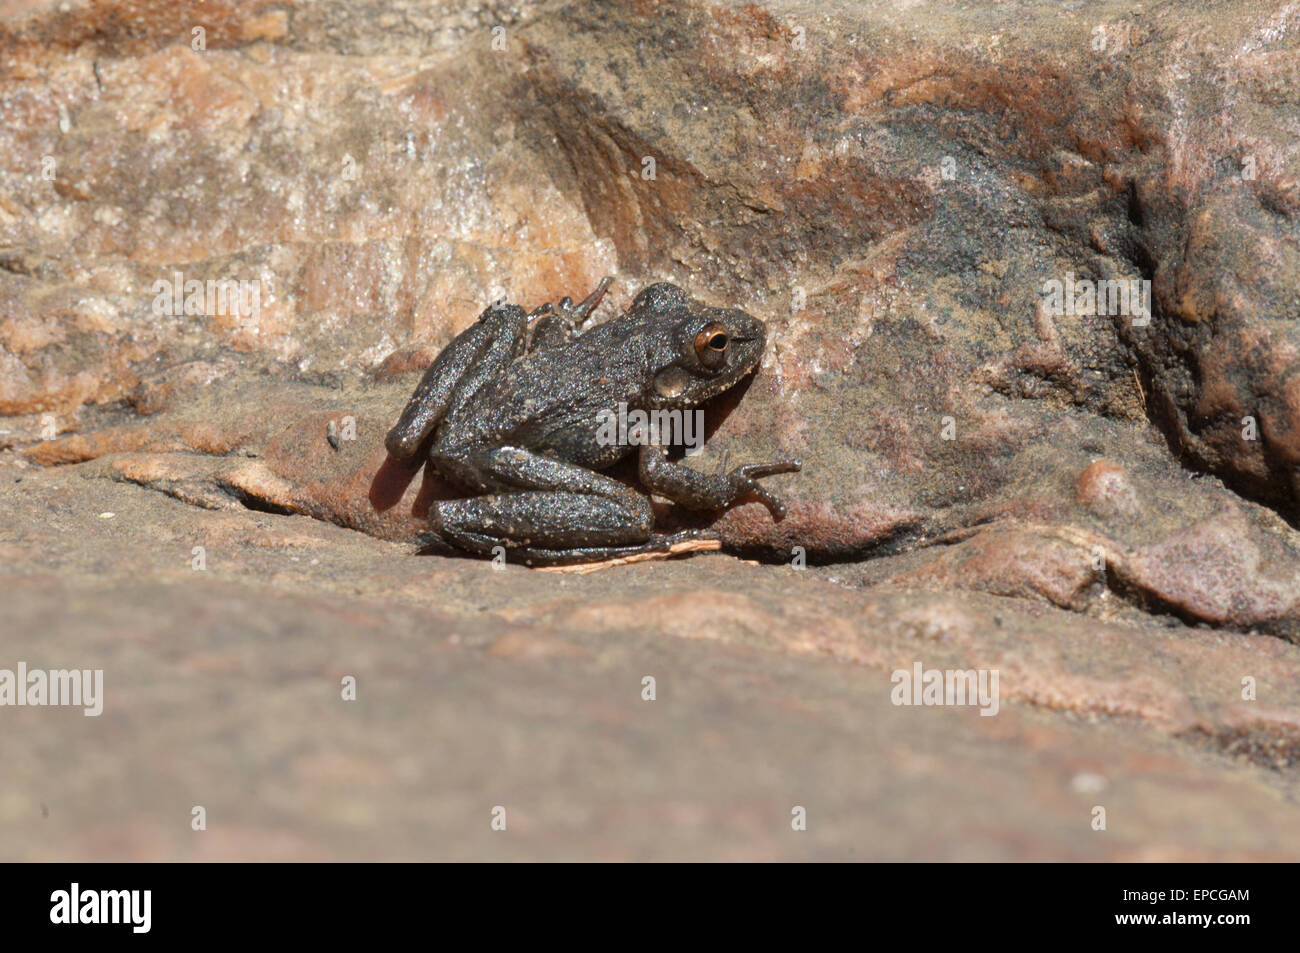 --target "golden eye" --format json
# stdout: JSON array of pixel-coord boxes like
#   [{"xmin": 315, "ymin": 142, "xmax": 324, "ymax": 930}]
[{"xmin": 694, "ymin": 324, "xmax": 729, "ymax": 366}]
